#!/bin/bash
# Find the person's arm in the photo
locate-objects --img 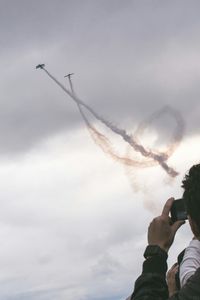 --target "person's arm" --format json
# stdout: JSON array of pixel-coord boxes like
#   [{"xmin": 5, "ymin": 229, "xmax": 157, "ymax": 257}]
[
  {"xmin": 132, "ymin": 246, "xmax": 169, "ymax": 300},
  {"xmin": 179, "ymin": 238, "xmax": 200, "ymax": 287},
  {"xmin": 132, "ymin": 253, "xmax": 200, "ymax": 300},
  {"xmin": 131, "ymin": 198, "xmax": 185, "ymax": 300}
]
